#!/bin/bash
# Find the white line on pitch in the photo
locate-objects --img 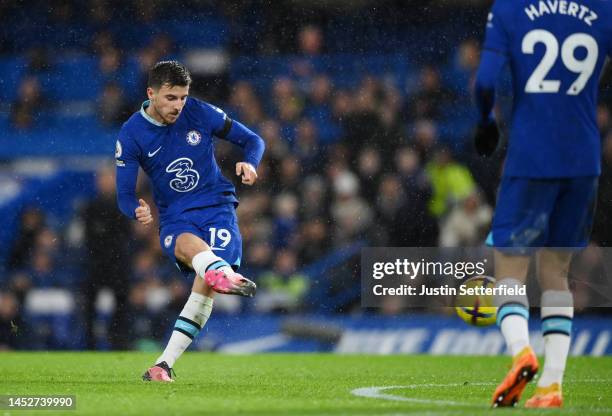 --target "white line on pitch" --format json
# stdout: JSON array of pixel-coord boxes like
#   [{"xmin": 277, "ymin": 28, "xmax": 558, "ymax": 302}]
[{"xmin": 351, "ymin": 381, "xmax": 612, "ymax": 412}]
